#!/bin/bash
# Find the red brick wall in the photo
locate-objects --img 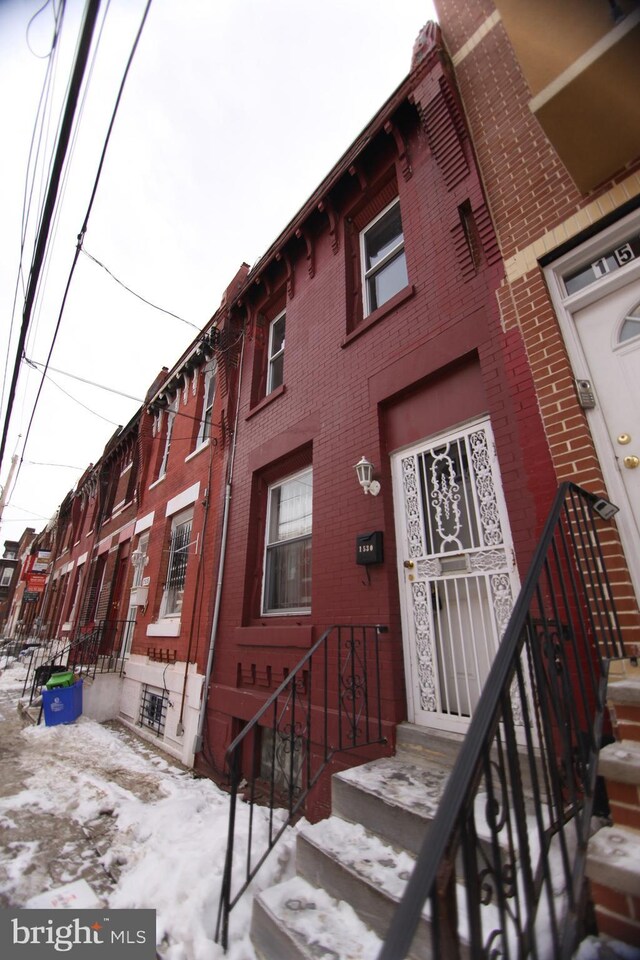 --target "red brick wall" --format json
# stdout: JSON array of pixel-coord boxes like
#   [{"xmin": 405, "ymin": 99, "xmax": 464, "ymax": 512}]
[
  {"xmin": 200, "ymin": 52, "xmax": 558, "ymax": 813},
  {"xmin": 435, "ymin": 0, "xmax": 640, "ymax": 641}
]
